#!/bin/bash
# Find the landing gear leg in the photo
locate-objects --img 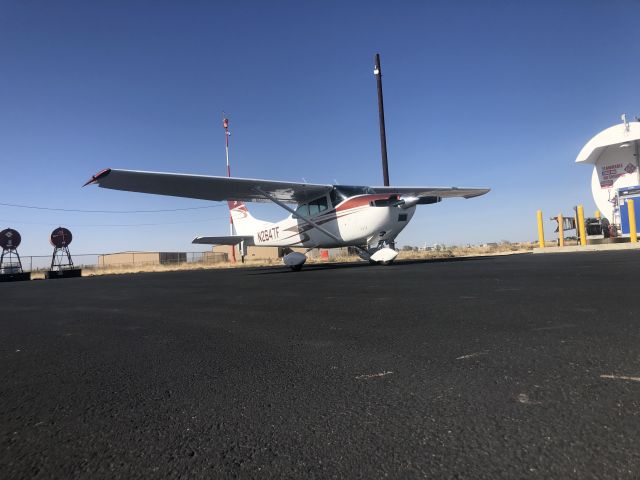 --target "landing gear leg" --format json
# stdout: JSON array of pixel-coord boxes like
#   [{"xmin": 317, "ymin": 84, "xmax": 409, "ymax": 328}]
[{"xmin": 353, "ymin": 246, "xmax": 374, "ymax": 264}]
